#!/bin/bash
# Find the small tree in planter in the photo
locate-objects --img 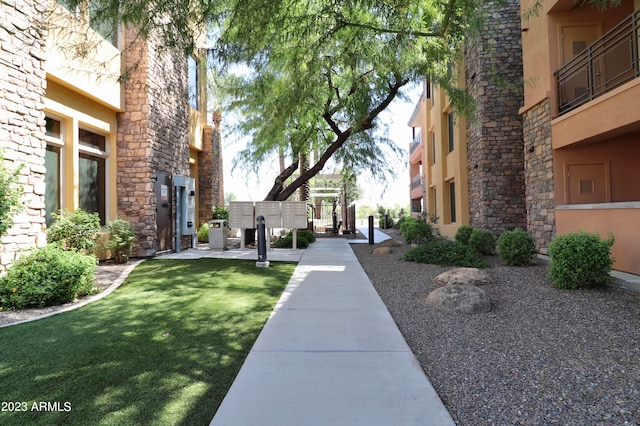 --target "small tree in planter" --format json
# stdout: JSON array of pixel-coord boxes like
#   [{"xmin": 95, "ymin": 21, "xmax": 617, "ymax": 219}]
[{"xmin": 105, "ymin": 218, "xmax": 134, "ymax": 264}]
